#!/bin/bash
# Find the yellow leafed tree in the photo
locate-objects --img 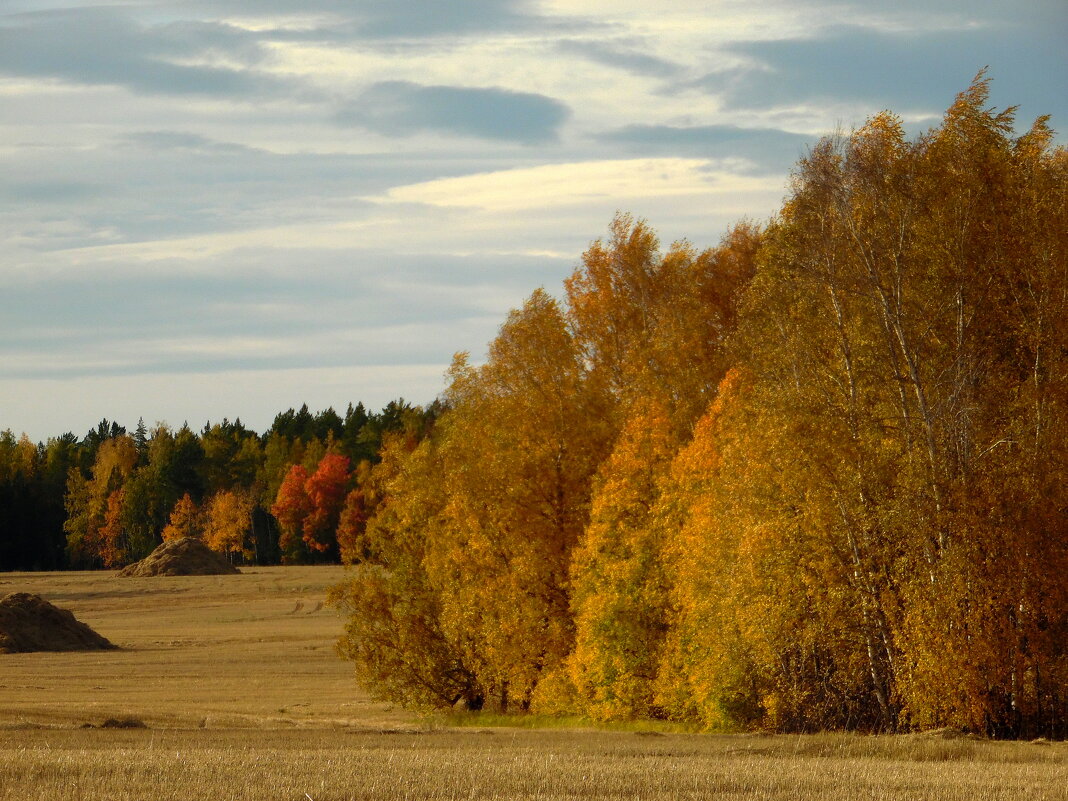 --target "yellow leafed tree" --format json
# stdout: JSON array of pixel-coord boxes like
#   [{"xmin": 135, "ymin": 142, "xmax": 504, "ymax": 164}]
[
  {"xmin": 567, "ymin": 397, "xmax": 676, "ymax": 720},
  {"xmin": 714, "ymin": 73, "xmax": 1068, "ymax": 735},
  {"xmin": 203, "ymin": 489, "xmax": 254, "ymax": 559},
  {"xmin": 331, "ymin": 432, "xmax": 482, "ymax": 710},
  {"xmin": 161, "ymin": 493, "xmax": 201, "ymax": 542},
  {"xmin": 565, "ymin": 214, "xmax": 758, "ymax": 434},
  {"xmin": 425, "ymin": 291, "xmax": 614, "ymax": 711},
  {"xmin": 64, "ymin": 435, "xmax": 139, "ymax": 567}
]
